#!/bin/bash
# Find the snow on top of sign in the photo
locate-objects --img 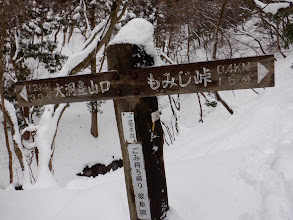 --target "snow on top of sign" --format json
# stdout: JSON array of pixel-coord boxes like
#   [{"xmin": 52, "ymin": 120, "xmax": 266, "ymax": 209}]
[
  {"xmin": 109, "ymin": 18, "xmax": 163, "ymax": 65},
  {"xmin": 254, "ymin": 0, "xmax": 291, "ymax": 14},
  {"xmin": 110, "ymin": 18, "xmax": 154, "ymax": 46}
]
